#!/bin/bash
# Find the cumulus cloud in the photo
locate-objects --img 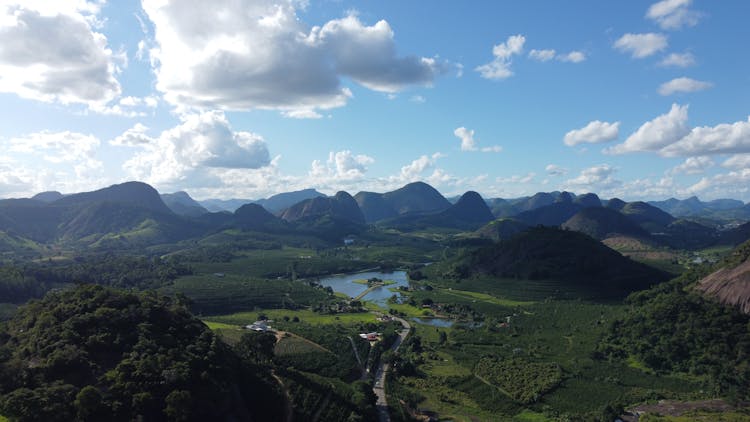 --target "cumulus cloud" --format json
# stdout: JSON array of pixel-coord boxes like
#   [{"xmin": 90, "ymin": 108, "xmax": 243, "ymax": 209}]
[
  {"xmin": 613, "ymin": 33, "xmax": 668, "ymax": 58},
  {"xmin": 563, "ymin": 120, "xmax": 620, "ymax": 146},
  {"xmin": 476, "ymin": 34, "xmax": 525, "ymax": 79},
  {"xmin": 669, "ymin": 156, "xmax": 714, "ymax": 175},
  {"xmin": 658, "ymin": 77, "xmax": 712, "ymax": 96},
  {"xmin": 8, "ymin": 130, "xmax": 101, "ymax": 170},
  {"xmin": 558, "ymin": 51, "xmax": 586, "ymax": 63},
  {"xmin": 723, "ymin": 154, "xmax": 750, "ymax": 169},
  {"xmin": 122, "ymin": 111, "xmax": 271, "ymax": 188},
  {"xmin": 686, "ymin": 169, "xmax": 750, "ymax": 199},
  {"xmin": 646, "ymin": 0, "xmax": 702, "ymax": 30},
  {"xmin": 0, "ymin": 1, "xmax": 121, "ymax": 106},
  {"xmin": 310, "ymin": 150, "xmax": 374, "ymax": 182},
  {"xmin": 659, "ymin": 52, "xmax": 696, "ymax": 67},
  {"xmin": 496, "ymin": 173, "xmax": 535, "ymax": 184},
  {"xmin": 110, "ymin": 123, "xmax": 152, "ymax": 146},
  {"xmin": 661, "ymin": 116, "xmax": 750, "ymax": 157},
  {"xmin": 454, "ymin": 127, "xmax": 502, "ymax": 153},
  {"xmin": 529, "ymin": 49, "xmax": 586, "ymax": 63},
  {"xmin": 529, "ymin": 49, "xmax": 555, "ymax": 62},
  {"xmin": 142, "ymin": 1, "xmax": 446, "ymax": 114},
  {"xmin": 606, "ymin": 104, "xmax": 690, "ymax": 154},
  {"xmin": 562, "ymin": 164, "xmax": 621, "ymax": 193},
  {"xmin": 545, "ymin": 164, "xmax": 568, "ymax": 176},
  {"xmin": 397, "ymin": 153, "xmax": 444, "ymax": 182}
]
